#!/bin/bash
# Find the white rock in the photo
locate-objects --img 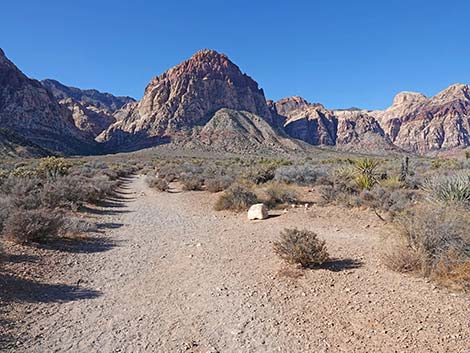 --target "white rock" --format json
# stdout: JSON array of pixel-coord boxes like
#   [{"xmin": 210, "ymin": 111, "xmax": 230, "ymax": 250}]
[{"xmin": 247, "ymin": 203, "xmax": 269, "ymax": 220}]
